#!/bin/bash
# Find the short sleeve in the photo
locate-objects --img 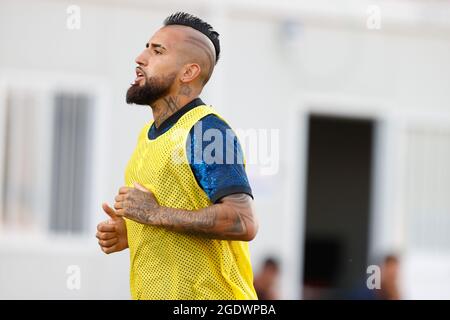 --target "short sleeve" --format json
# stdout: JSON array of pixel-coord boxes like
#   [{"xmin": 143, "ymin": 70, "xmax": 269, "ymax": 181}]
[{"xmin": 186, "ymin": 114, "xmax": 254, "ymax": 203}]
